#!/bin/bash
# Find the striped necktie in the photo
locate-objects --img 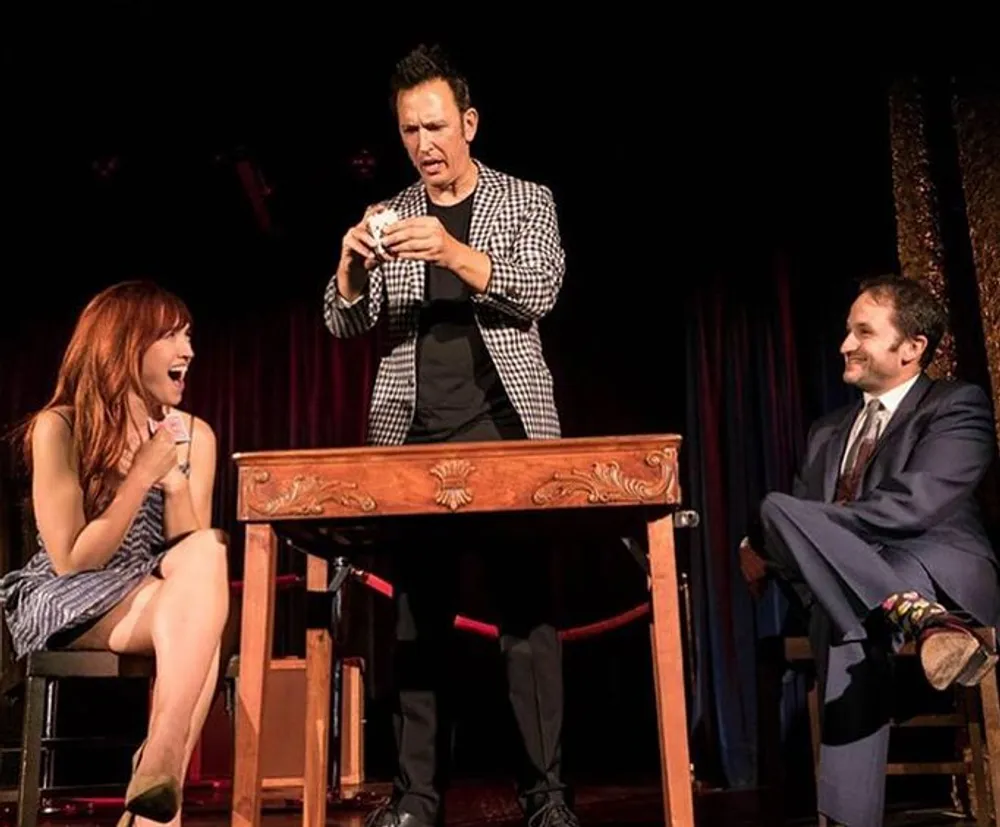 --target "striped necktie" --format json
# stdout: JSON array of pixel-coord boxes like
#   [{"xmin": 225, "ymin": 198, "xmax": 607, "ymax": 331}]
[{"xmin": 835, "ymin": 398, "xmax": 884, "ymax": 503}]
